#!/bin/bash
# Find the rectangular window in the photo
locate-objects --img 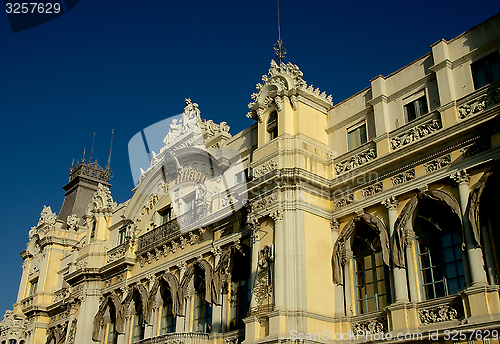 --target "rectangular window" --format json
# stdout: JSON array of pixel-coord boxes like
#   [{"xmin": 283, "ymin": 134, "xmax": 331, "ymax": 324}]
[
  {"xmin": 117, "ymin": 227, "xmax": 126, "ymax": 245},
  {"xmin": 89, "ymin": 221, "xmax": 96, "ymax": 243},
  {"xmin": 106, "ymin": 321, "xmax": 118, "ymax": 344},
  {"xmin": 471, "ymin": 51, "xmax": 500, "ymax": 89},
  {"xmin": 234, "ymin": 170, "xmax": 247, "ymax": 185},
  {"xmin": 160, "ymin": 207, "xmax": 172, "ymax": 224},
  {"xmin": 347, "ymin": 123, "xmax": 367, "ymax": 151},
  {"xmin": 183, "ymin": 194, "xmax": 195, "ymax": 214},
  {"xmin": 404, "ymin": 91, "xmax": 428, "ymax": 122},
  {"xmin": 29, "ymin": 278, "xmax": 38, "ymax": 296},
  {"xmin": 229, "ymin": 279, "xmax": 250, "ymax": 330}
]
